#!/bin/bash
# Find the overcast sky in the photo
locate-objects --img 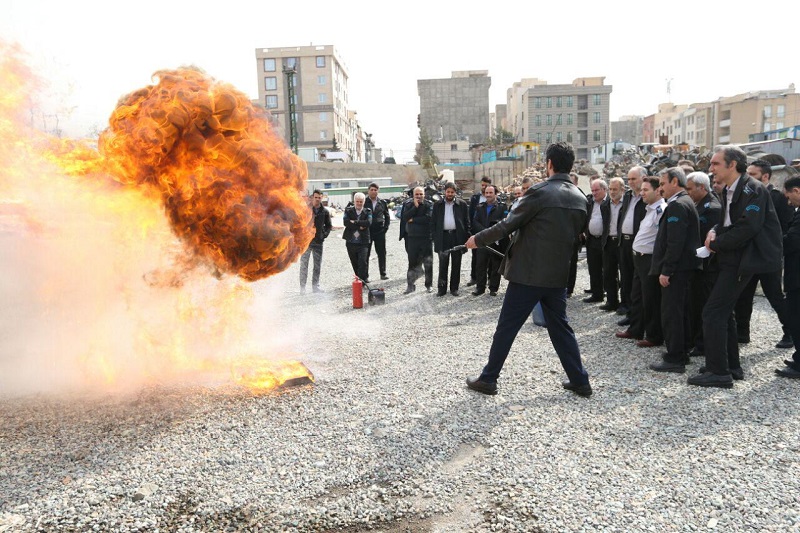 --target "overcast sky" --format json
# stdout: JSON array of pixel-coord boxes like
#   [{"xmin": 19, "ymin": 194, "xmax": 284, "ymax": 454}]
[{"xmin": 3, "ymin": 0, "xmax": 797, "ymax": 163}]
